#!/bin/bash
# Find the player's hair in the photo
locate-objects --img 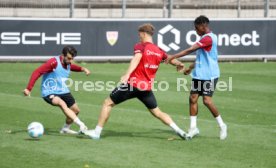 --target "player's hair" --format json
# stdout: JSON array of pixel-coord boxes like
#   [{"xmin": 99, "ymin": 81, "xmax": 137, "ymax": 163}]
[
  {"xmin": 194, "ymin": 15, "xmax": 210, "ymax": 26},
  {"xmin": 62, "ymin": 46, "xmax": 77, "ymax": 57},
  {"xmin": 138, "ymin": 23, "xmax": 155, "ymax": 36}
]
